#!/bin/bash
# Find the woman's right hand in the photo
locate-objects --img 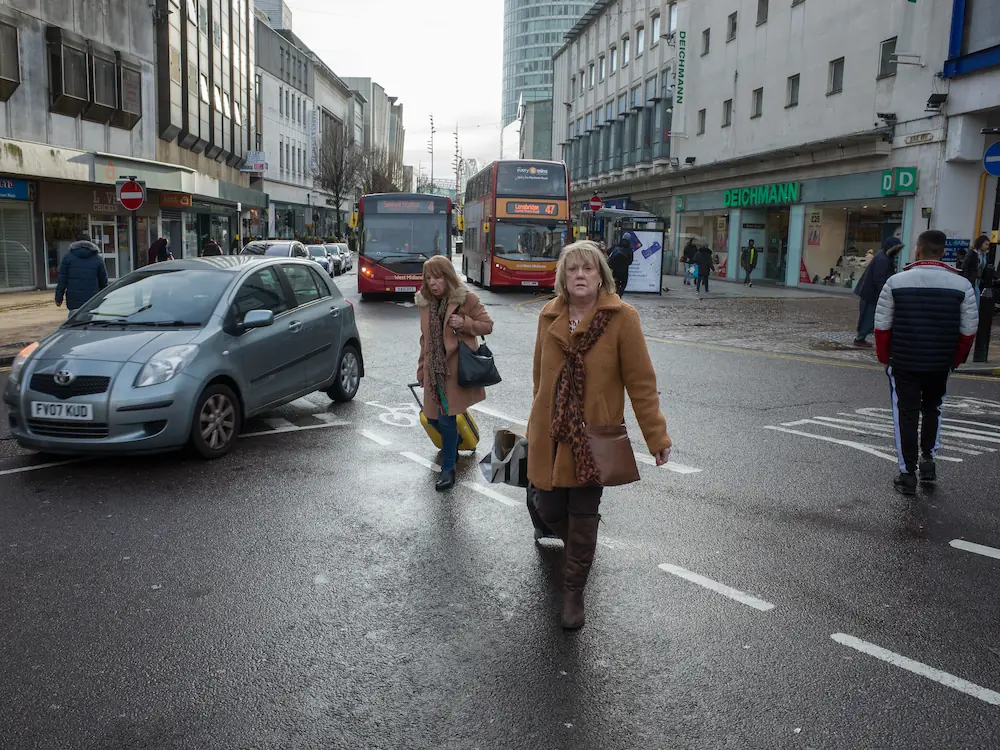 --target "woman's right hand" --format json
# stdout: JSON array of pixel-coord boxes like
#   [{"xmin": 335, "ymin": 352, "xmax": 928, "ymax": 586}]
[{"xmin": 653, "ymin": 447, "xmax": 671, "ymax": 466}]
